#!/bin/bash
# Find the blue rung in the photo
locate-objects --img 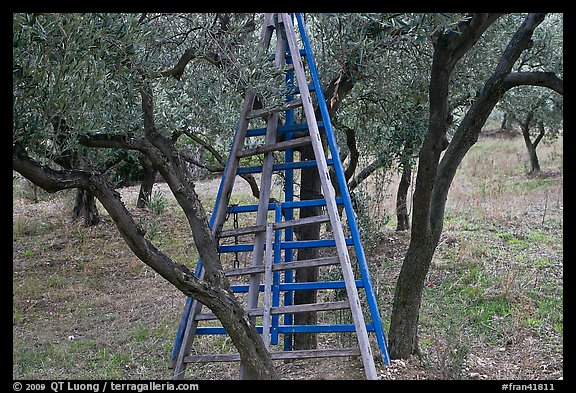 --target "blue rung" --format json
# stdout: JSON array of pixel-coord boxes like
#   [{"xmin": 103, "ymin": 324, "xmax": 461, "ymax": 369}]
[
  {"xmin": 285, "ymin": 48, "xmax": 306, "ymax": 58},
  {"xmin": 290, "ymin": 84, "xmax": 316, "ymax": 95},
  {"xmin": 227, "ymin": 198, "xmax": 344, "ymax": 214},
  {"xmin": 231, "ymin": 280, "xmax": 364, "ymax": 293},
  {"xmin": 246, "ymin": 121, "xmax": 324, "ymax": 137},
  {"xmin": 236, "ymin": 158, "xmax": 333, "ymax": 175},
  {"xmin": 218, "ymin": 238, "xmax": 353, "ymax": 253}
]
